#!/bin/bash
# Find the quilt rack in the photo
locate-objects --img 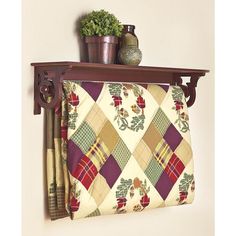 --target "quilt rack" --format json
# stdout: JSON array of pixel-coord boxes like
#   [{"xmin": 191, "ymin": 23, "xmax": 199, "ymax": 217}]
[{"xmin": 31, "ymin": 62, "xmax": 209, "ymax": 115}]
